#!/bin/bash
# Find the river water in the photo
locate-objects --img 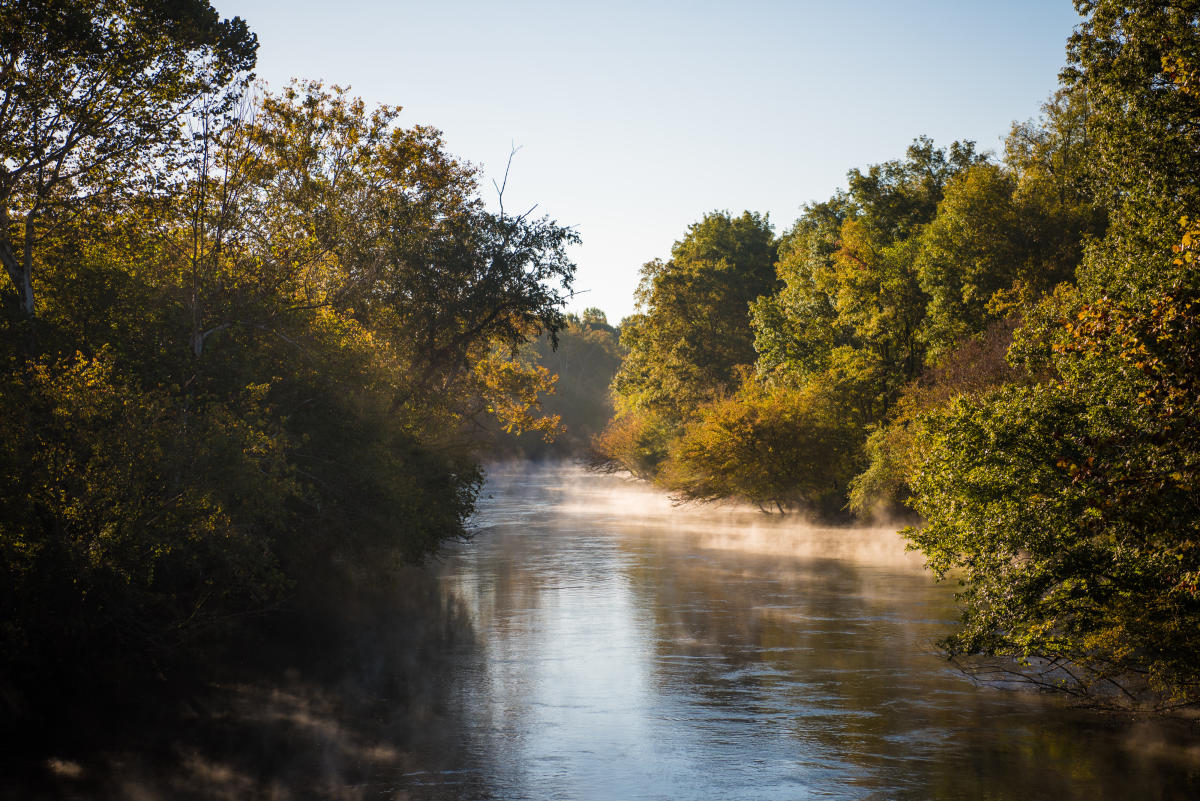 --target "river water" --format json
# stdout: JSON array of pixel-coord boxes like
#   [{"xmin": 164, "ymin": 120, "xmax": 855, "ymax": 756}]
[{"xmin": 18, "ymin": 463, "xmax": 1200, "ymax": 799}]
